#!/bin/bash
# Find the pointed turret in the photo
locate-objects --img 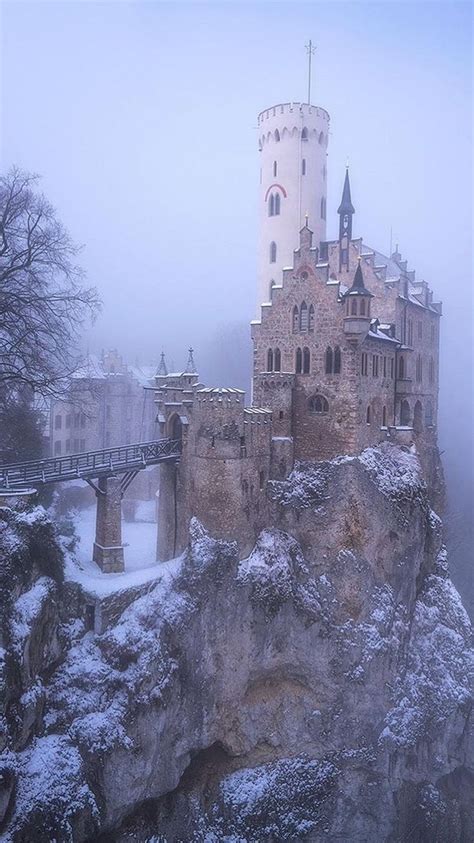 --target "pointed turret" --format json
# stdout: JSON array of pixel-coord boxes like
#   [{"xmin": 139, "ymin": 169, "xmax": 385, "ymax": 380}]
[
  {"xmin": 338, "ymin": 168, "xmax": 355, "ymax": 270},
  {"xmin": 185, "ymin": 347, "xmax": 197, "ymax": 374},
  {"xmin": 346, "ymin": 257, "xmax": 373, "ymax": 298},
  {"xmin": 156, "ymin": 351, "xmax": 168, "ymax": 377},
  {"xmin": 343, "ymin": 258, "xmax": 373, "ymax": 342}
]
